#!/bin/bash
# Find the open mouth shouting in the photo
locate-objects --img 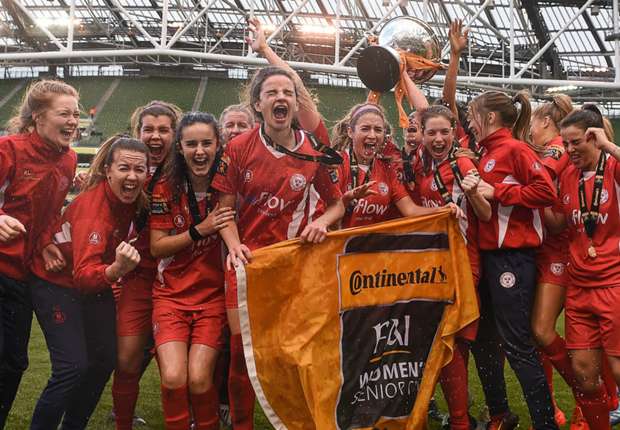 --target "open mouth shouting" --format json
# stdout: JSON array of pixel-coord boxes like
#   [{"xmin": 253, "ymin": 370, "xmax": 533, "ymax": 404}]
[
  {"xmin": 272, "ymin": 104, "xmax": 289, "ymax": 123},
  {"xmin": 147, "ymin": 142, "xmax": 165, "ymax": 163},
  {"xmin": 429, "ymin": 141, "xmax": 449, "ymax": 160},
  {"xmin": 119, "ymin": 181, "xmax": 140, "ymax": 203},
  {"xmin": 189, "ymin": 156, "xmax": 211, "ymax": 176},
  {"xmin": 61, "ymin": 128, "xmax": 76, "ymax": 141}
]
